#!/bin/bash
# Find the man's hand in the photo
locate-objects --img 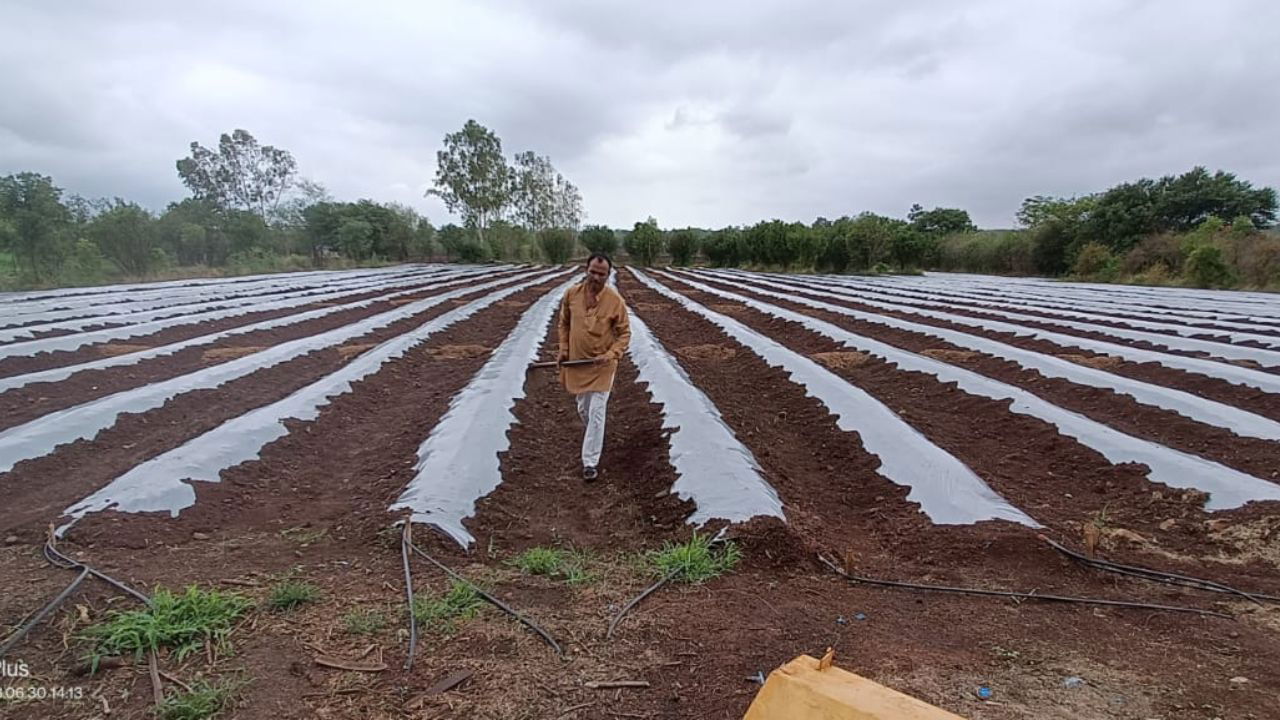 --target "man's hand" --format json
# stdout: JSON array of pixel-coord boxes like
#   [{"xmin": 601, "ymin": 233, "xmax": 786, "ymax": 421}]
[{"xmin": 592, "ymin": 355, "xmax": 610, "ymax": 365}]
